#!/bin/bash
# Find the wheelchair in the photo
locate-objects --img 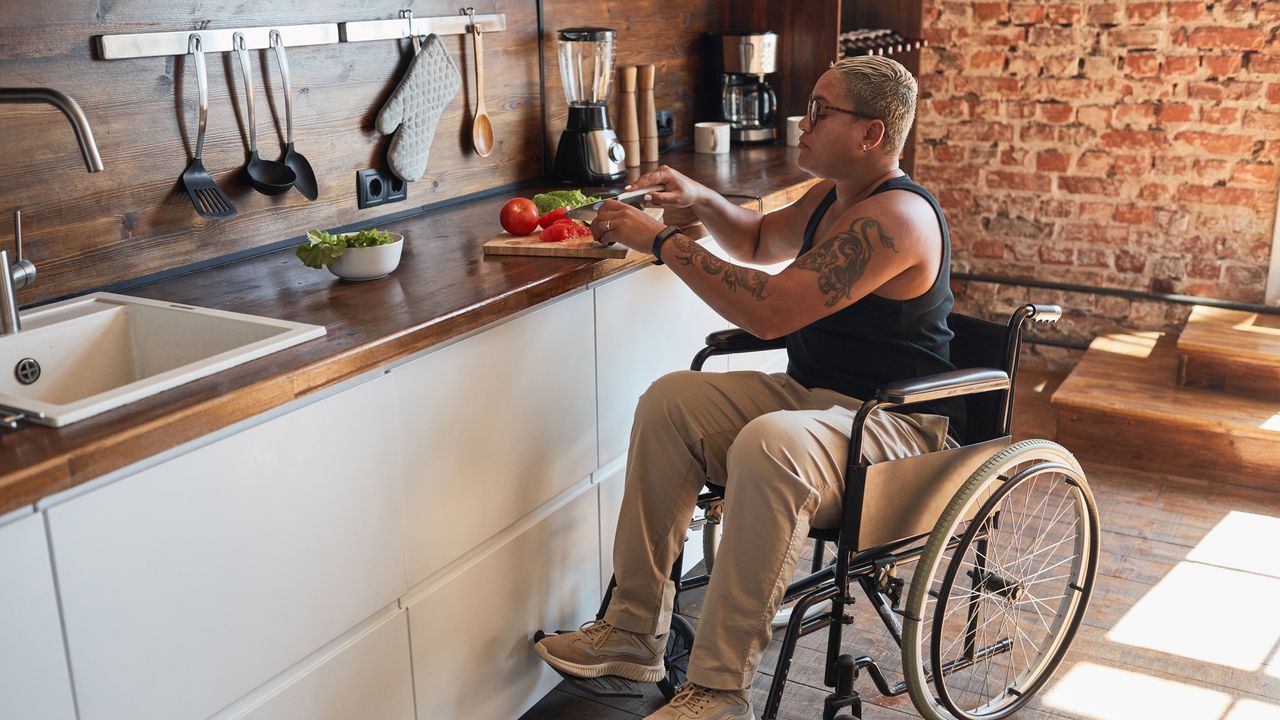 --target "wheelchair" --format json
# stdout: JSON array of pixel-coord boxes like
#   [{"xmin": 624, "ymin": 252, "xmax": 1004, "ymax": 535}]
[{"xmin": 543, "ymin": 304, "xmax": 1100, "ymax": 720}]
